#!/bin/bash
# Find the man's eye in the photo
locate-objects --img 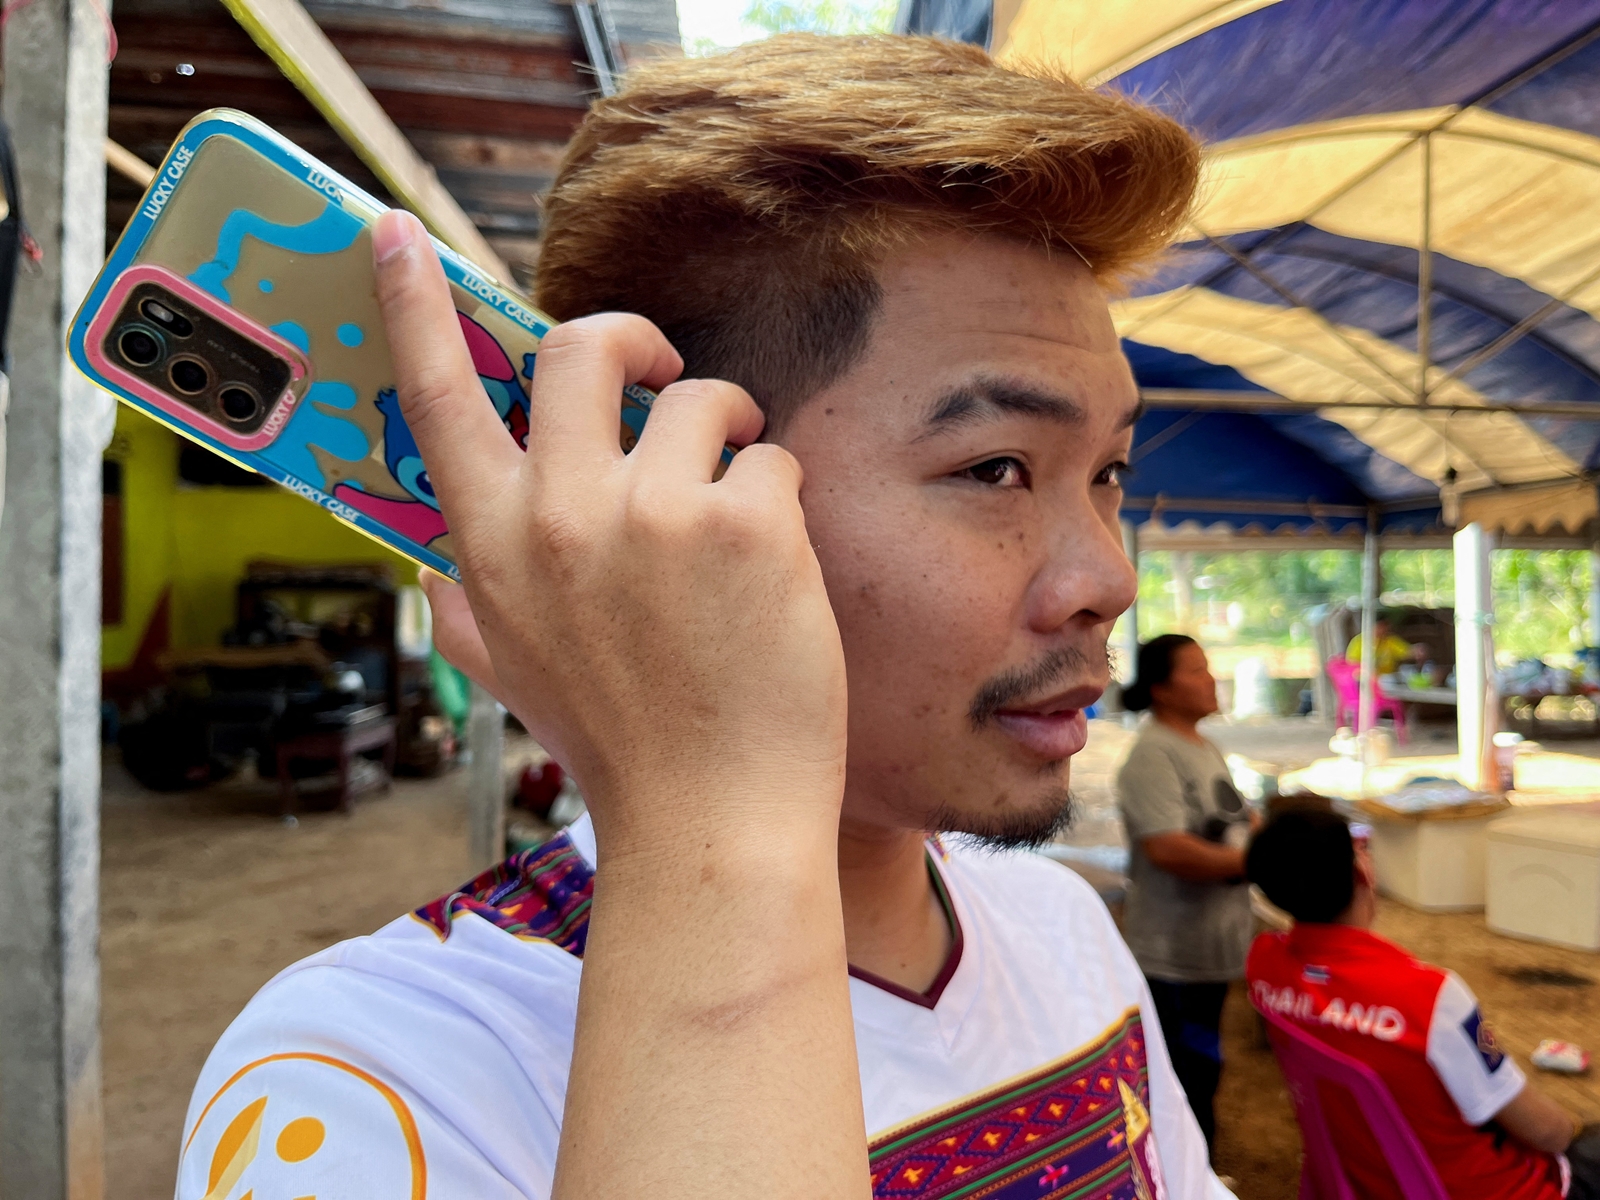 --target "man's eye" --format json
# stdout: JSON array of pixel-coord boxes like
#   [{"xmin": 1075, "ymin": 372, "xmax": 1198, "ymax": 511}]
[
  {"xmin": 962, "ymin": 457, "xmax": 1029, "ymax": 488},
  {"xmin": 1096, "ymin": 460, "xmax": 1130, "ymax": 487}
]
